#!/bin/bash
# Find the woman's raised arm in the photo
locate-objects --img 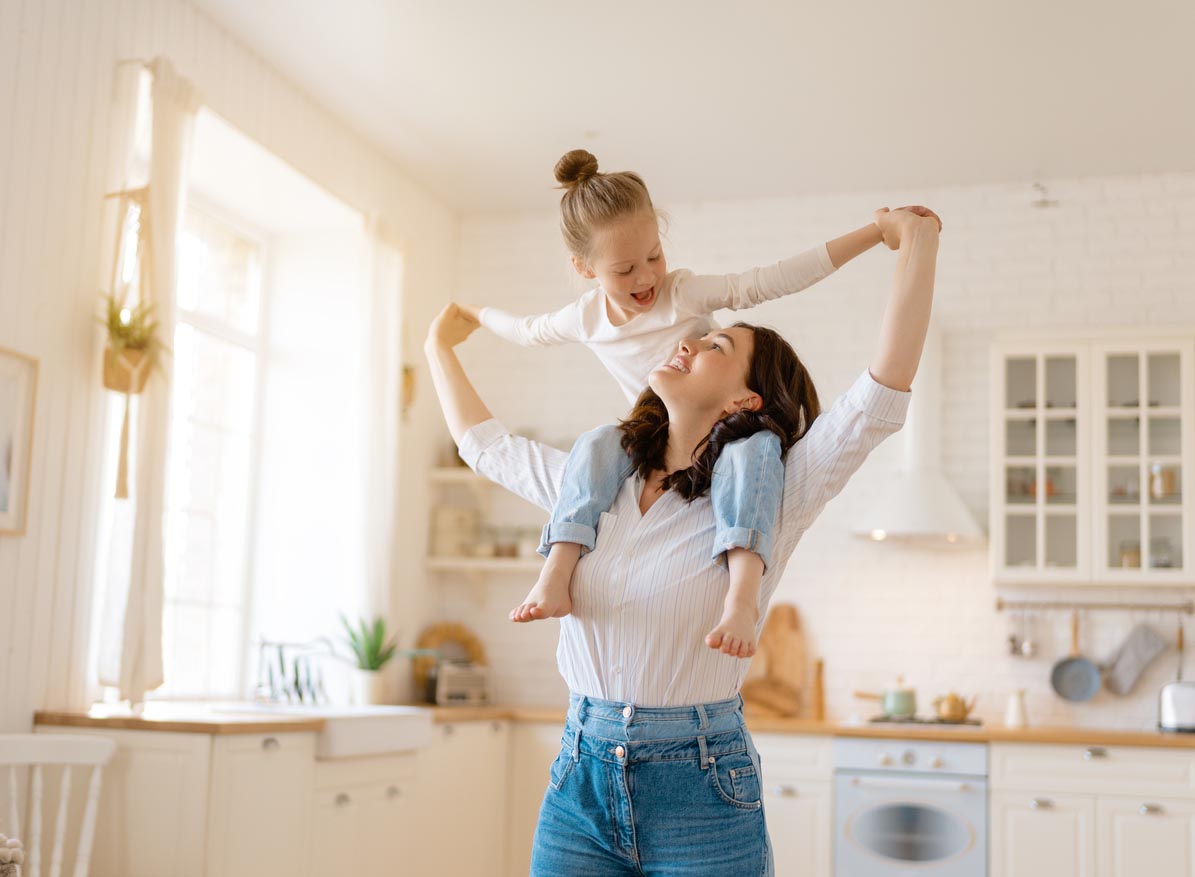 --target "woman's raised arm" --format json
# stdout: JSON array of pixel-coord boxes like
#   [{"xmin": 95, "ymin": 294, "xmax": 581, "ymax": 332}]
[
  {"xmin": 868, "ymin": 207, "xmax": 941, "ymax": 392},
  {"xmin": 423, "ymin": 303, "xmax": 494, "ymax": 444}
]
